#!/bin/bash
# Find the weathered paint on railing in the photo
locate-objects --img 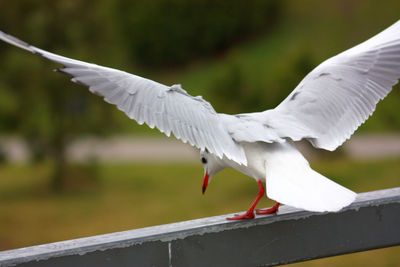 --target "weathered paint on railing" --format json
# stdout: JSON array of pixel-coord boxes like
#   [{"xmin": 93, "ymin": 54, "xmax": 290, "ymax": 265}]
[{"xmin": 1, "ymin": 187, "xmax": 399, "ymax": 267}]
